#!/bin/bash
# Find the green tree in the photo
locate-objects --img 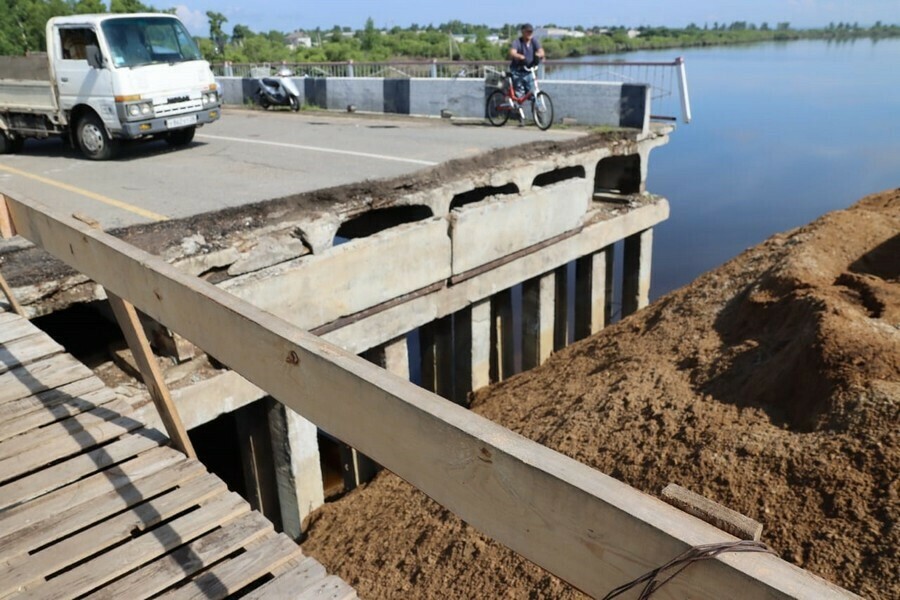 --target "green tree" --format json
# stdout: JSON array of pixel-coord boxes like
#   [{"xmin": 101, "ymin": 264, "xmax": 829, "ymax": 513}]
[
  {"xmin": 72, "ymin": 0, "xmax": 106, "ymax": 13},
  {"xmin": 231, "ymin": 24, "xmax": 251, "ymax": 47},
  {"xmin": 109, "ymin": 0, "xmax": 154, "ymax": 12},
  {"xmin": 360, "ymin": 16, "xmax": 378, "ymax": 51},
  {"xmin": 206, "ymin": 10, "xmax": 227, "ymax": 55}
]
